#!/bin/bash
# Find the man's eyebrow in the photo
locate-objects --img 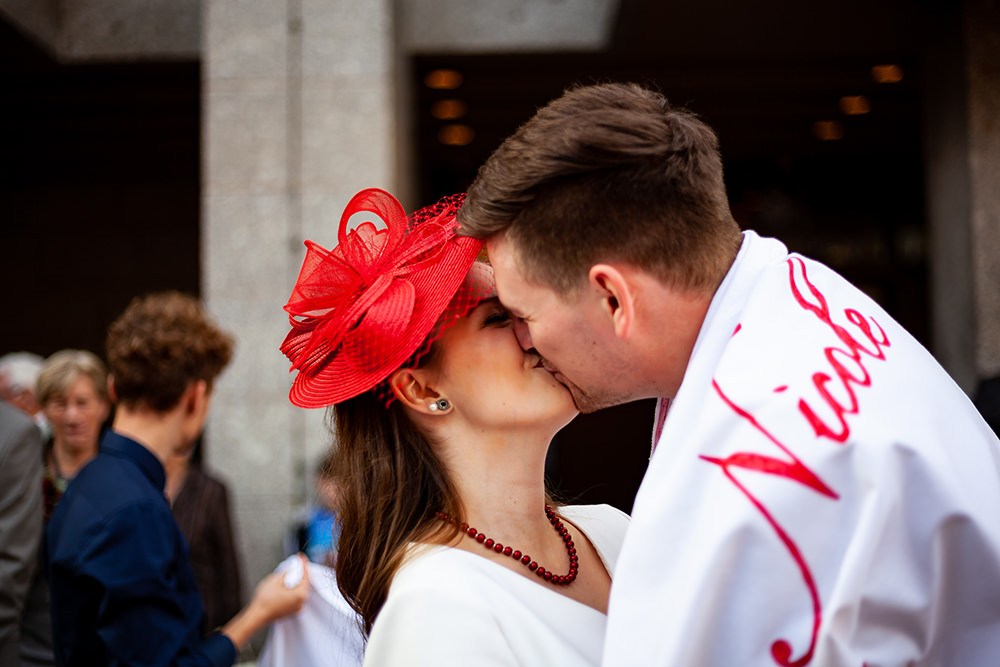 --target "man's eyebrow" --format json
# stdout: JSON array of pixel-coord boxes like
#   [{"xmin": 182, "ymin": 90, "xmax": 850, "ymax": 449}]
[{"xmin": 496, "ymin": 299, "xmax": 524, "ymax": 317}]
